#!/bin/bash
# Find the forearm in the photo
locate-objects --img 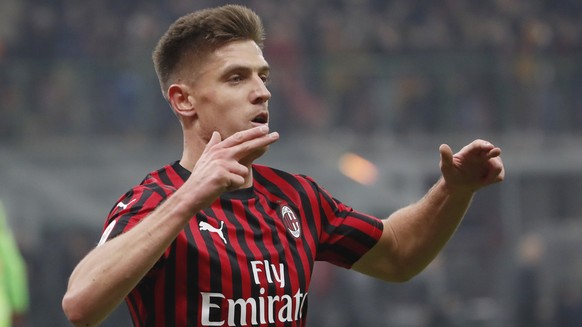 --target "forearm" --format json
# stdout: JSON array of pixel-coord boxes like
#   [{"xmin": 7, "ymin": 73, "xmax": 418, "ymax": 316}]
[
  {"xmin": 387, "ymin": 177, "xmax": 474, "ymax": 276},
  {"xmin": 355, "ymin": 140, "xmax": 503, "ymax": 281},
  {"xmin": 62, "ymin": 192, "xmax": 194, "ymax": 326}
]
